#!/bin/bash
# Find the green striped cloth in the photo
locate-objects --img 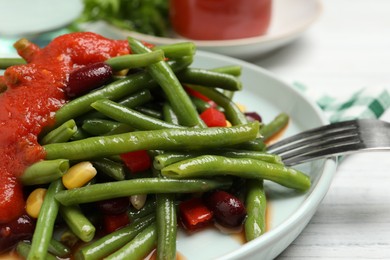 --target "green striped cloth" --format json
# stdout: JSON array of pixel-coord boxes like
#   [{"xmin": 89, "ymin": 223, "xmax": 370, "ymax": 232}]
[{"xmin": 293, "ymin": 83, "xmax": 390, "ymax": 122}]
